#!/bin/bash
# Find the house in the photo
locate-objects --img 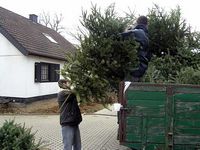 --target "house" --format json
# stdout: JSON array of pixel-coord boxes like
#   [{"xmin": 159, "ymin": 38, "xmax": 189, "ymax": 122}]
[{"xmin": 0, "ymin": 7, "xmax": 76, "ymax": 103}]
